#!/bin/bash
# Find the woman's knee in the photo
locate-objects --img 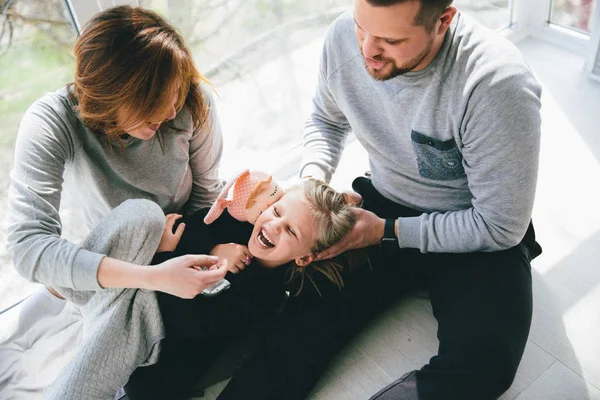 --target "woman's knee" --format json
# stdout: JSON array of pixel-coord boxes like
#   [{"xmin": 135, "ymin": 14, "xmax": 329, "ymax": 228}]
[
  {"xmin": 117, "ymin": 199, "xmax": 165, "ymax": 234},
  {"xmin": 83, "ymin": 199, "xmax": 165, "ymax": 262}
]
